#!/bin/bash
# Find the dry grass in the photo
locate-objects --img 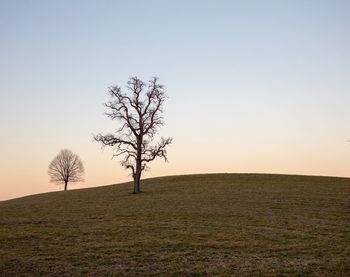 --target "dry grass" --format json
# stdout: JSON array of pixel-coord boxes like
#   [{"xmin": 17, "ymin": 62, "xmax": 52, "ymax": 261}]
[{"xmin": 0, "ymin": 173, "xmax": 349, "ymax": 276}]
